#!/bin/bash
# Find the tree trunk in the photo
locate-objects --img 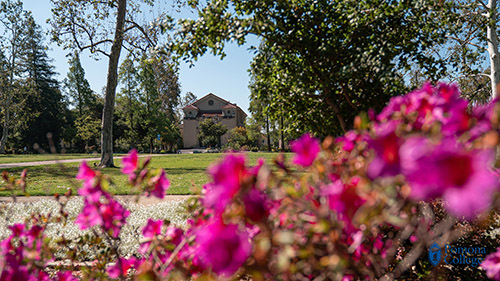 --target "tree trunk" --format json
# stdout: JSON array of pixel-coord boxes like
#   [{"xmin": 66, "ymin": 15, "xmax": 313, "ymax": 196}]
[
  {"xmin": 0, "ymin": 105, "xmax": 9, "ymax": 154},
  {"xmin": 487, "ymin": 0, "xmax": 500, "ymax": 99},
  {"xmin": 266, "ymin": 115, "xmax": 271, "ymax": 151},
  {"xmin": 279, "ymin": 114, "xmax": 284, "ymax": 151},
  {"xmin": 99, "ymin": 0, "xmax": 127, "ymax": 168},
  {"xmin": 323, "ymin": 88, "xmax": 347, "ymax": 133}
]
